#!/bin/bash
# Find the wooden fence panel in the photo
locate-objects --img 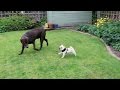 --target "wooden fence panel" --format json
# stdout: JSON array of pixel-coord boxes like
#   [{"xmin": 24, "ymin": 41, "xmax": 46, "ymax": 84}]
[{"xmin": 99, "ymin": 11, "xmax": 120, "ymax": 20}]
